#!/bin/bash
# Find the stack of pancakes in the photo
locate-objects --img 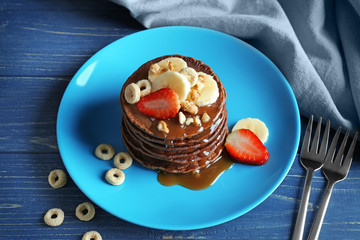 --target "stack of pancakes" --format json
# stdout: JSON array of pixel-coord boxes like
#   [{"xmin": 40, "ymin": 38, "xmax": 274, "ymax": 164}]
[{"xmin": 120, "ymin": 55, "xmax": 228, "ymax": 174}]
